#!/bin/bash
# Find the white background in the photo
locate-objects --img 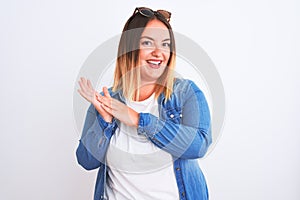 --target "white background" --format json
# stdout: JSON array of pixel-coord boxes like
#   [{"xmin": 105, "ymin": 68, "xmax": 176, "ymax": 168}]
[{"xmin": 0, "ymin": 0, "xmax": 299, "ymax": 199}]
